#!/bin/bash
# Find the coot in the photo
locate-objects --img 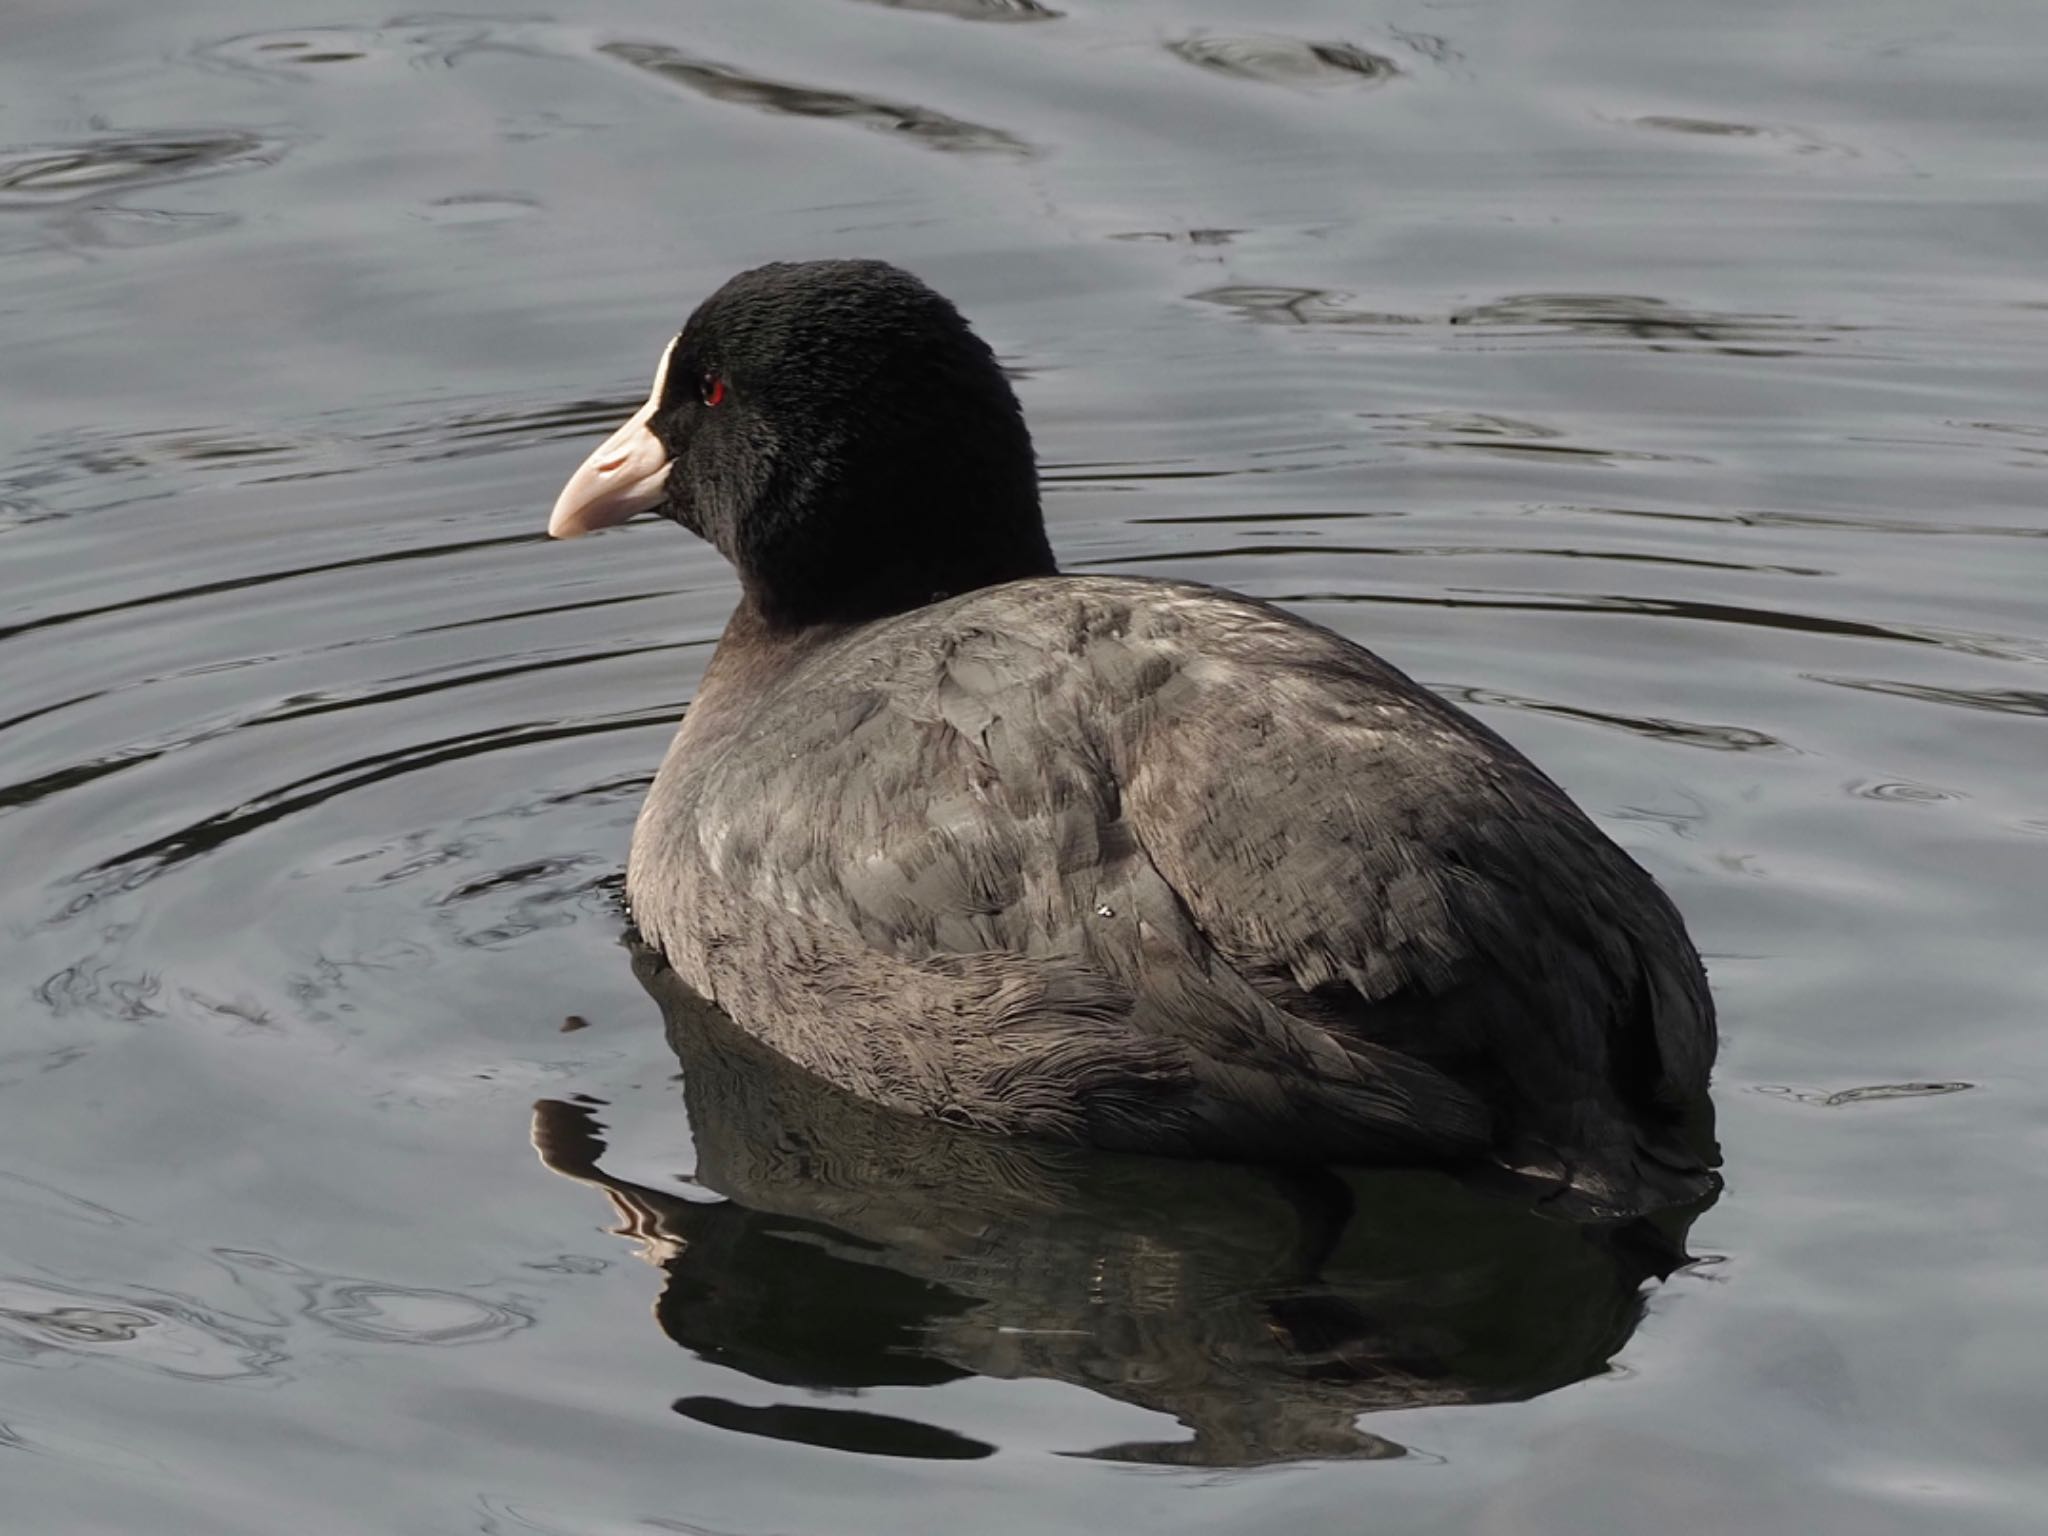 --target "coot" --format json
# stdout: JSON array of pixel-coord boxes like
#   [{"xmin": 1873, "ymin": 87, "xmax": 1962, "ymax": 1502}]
[{"xmin": 549, "ymin": 259, "xmax": 1717, "ymax": 1213}]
